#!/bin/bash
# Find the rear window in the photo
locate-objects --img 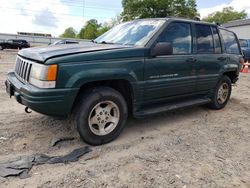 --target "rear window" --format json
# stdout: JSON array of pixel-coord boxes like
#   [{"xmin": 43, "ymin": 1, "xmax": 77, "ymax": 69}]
[{"xmin": 220, "ymin": 29, "xmax": 240, "ymax": 54}]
